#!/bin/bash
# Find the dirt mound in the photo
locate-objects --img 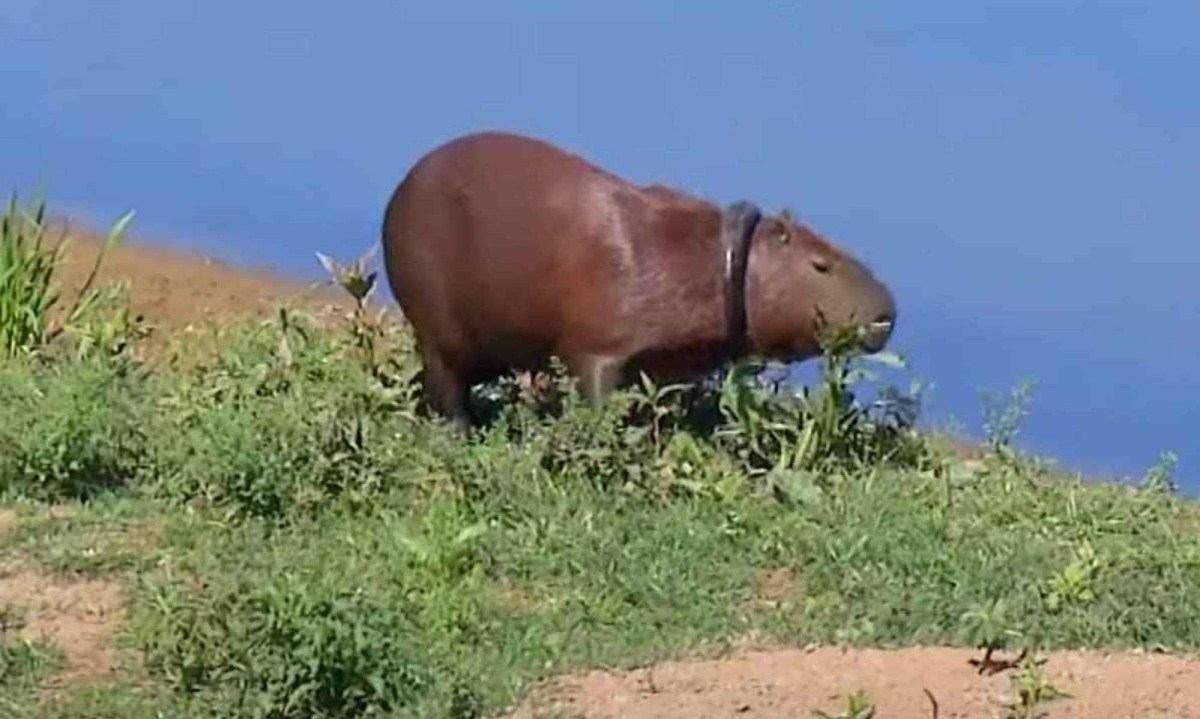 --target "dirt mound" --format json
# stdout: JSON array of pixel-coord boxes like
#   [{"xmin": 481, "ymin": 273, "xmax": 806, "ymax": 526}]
[{"xmin": 509, "ymin": 645, "xmax": 1200, "ymax": 718}]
